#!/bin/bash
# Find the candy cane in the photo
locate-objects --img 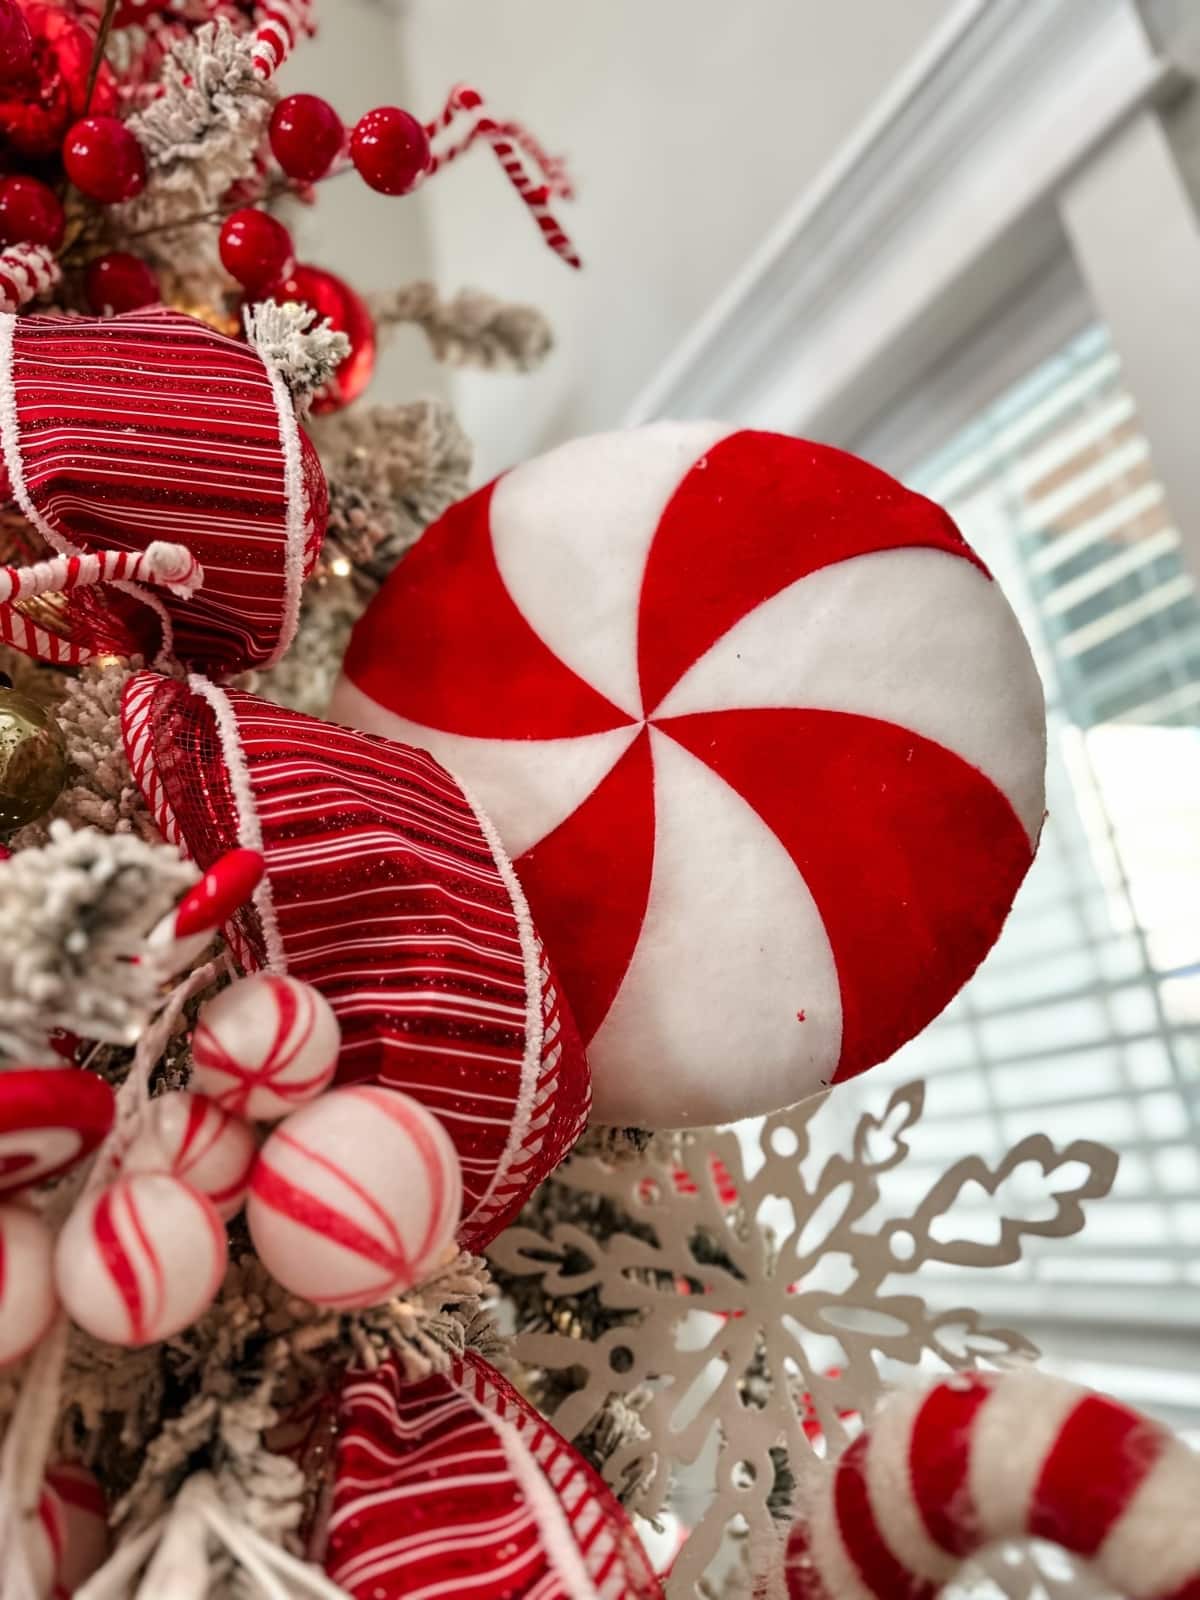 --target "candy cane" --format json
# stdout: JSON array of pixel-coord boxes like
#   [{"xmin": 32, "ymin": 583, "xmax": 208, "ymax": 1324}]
[
  {"xmin": 0, "ymin": 542, "xmax": 202, "ymax": 667},
  {"xmin": 0, "ymin": 245, "xmax": 60, "ymax": 314},
  {"xmin": 0, "ymin": 542, "xmax": 201, "ymax": 606},
  {"xmin": 784, "ymin": 1370, "xmax": 1200, "ymax": 1600},
  {"xmin": 249, "ymin": 0, "xmax": 314, "ymax": 80},
  {"xmin": 424, "ymin": 85, "xmax": 582, "ymax": 269}
]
